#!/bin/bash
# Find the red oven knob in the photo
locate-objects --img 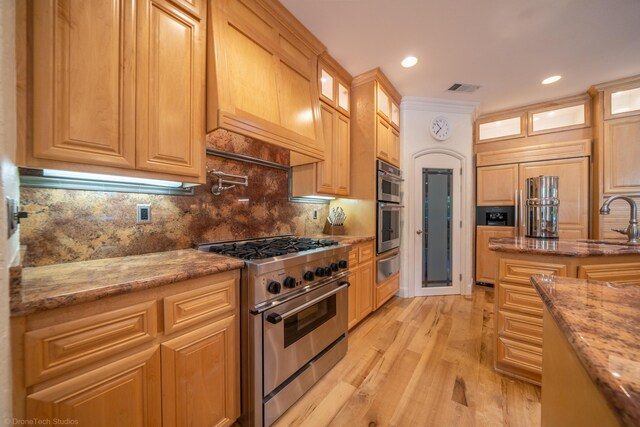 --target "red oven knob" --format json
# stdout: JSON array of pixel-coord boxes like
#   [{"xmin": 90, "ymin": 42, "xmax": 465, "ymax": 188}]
[
  {"xmin": 283, "ymin": 277, "xmax": 296, "ymax": 289},
  {"xmin": 267, "ymin": 281, "xmax": 281, "ymax": 294}
]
